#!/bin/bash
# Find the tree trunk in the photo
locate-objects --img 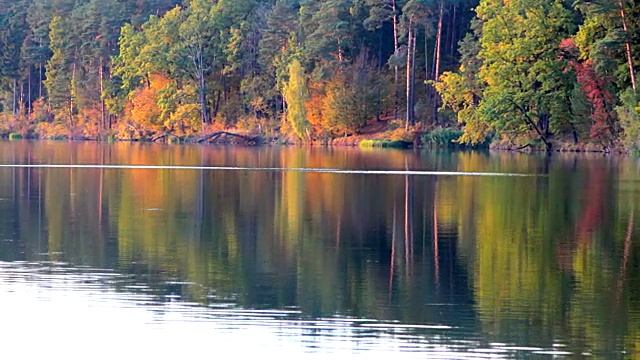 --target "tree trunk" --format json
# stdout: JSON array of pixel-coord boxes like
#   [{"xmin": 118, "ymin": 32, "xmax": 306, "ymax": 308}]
[
  {"xmin": 99, "ymin": 58, "xmax": 106, "ymax": 130},
  {"xmin": 213, "ymin": 89, "xmax": 221, "ymax": 119},
  {"xmin": 406, "ymin": 21, "xmax": 413, "ymax": 129},
  {"xmin": 70, "ymin": 62, "xmax": 76, "ymax": 127},
  {"xmin": 450, "ymin": 5, "xmax": 457, "ymax": 57},
  {"xmin": 376, "ymin": 33, "xmax": 384, "ymax": 121},
  {"xmin": 433, "ymin": 1, "xmax": 444, "ymax": 125},
  {"xmin": 392, "ymin": 0, "xmax": 399, "ymax": 120},
  {"xmin": 425, "ymin": 29, "xmax": 430, "ymax": 107},
  {"xmin": 20, "ymin": 80, "xmax": 24, "ymax": 112},
  {"xmin": 619, "ymin": 1, "xmax": 637, "ymax": 96},
  {"xmin": 411, "ymin": 29, "xmax": 416, "ymax": 126},
  {"xmin": 38, "ymin": 35, "xmax": 43, "ymax": 100},
  {"xmin": 199, "ymin": 73, "xmax": 209, "ymax": 123},
  {"xmin": 39, "ymin": 62, "xmax": 43, "ymax": 99},
  {"xmin": 28, "ymin": 69, "xmax": 32, "ymax": 115},
  {"xmin": 12, "ymin": 79, "xmax": 17, "ymax": 117},
  {"xmin": 198, "ymin": 49, "xmax": 210, "ymax": 124}
]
